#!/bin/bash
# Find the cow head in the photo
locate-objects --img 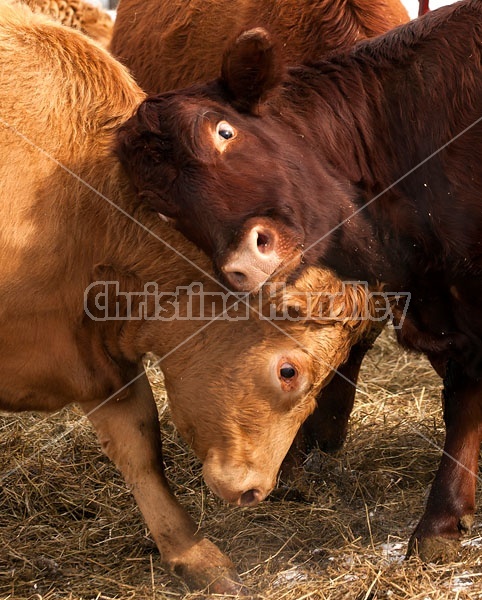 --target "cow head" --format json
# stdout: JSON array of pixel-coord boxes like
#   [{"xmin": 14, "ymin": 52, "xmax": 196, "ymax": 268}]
[
  {"xmin": 116, "ymin": 28, "xmax": 350, "ymax": 292},
  {"xmin": 133, "ymin": 267, "xmax": 373, "ymax": 507}
]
